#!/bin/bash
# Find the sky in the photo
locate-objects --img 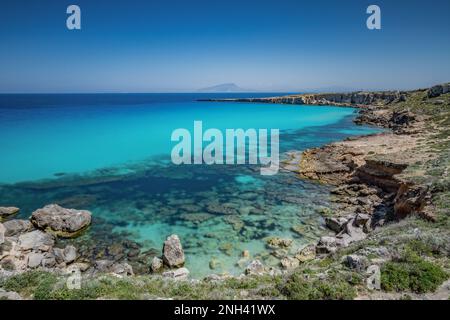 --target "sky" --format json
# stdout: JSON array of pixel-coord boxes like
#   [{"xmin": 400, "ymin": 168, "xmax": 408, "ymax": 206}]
[{"xmin": 0, "ymin": 0, "xmax": 449, "ymax": 93}]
